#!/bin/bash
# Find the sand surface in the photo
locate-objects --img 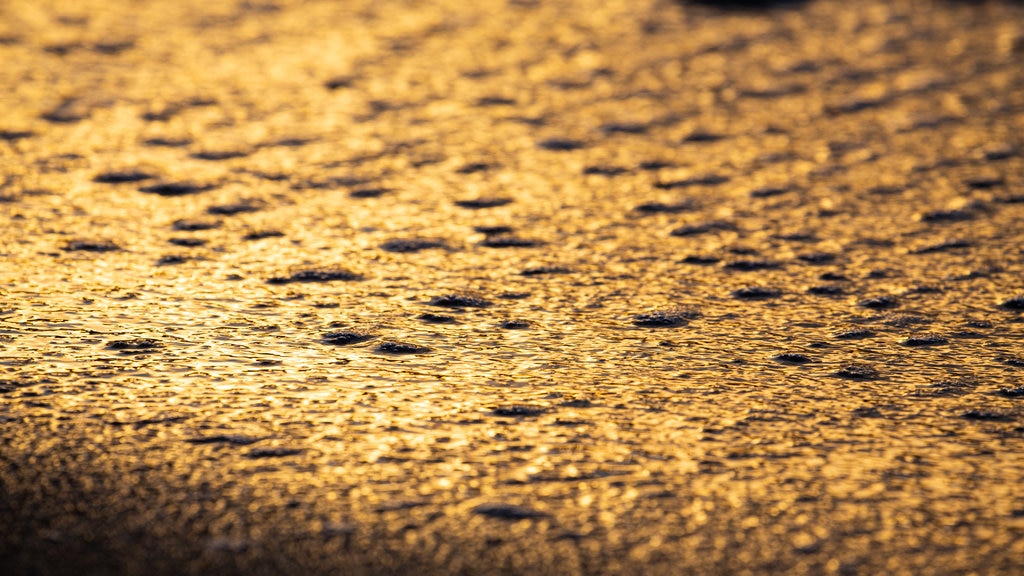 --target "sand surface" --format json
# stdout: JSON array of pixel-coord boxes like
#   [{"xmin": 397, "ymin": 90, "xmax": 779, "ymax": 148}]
[{"xmin": 1, "ymin": 0, "xmax": 1023, "ymax": 574}]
